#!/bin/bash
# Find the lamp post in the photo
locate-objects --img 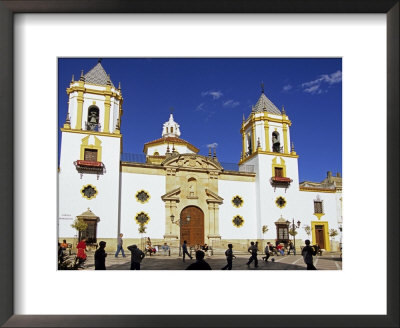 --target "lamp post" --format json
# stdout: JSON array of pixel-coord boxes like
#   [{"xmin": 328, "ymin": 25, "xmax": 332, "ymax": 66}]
[
  {"xmin": 171, "ymin": 214, "xmax": 191, "ymax": 256},
  {"xmin": 286, "ymin": 219, "xmax": 301, "ymax": 255}
]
